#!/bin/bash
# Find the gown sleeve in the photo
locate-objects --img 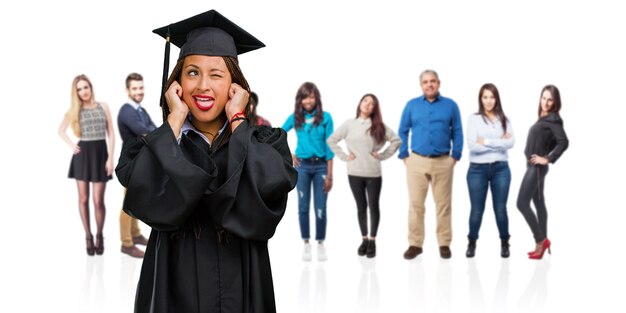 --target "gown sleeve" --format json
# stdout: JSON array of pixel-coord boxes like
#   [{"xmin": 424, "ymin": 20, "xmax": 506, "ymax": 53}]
[
  {"xmin": 201, "ymin": 122, "xmax": 298, "ymax": 241},
  {"xmin": 115, "ymin": 121, "xmax": 217, "ymax": 231}
]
